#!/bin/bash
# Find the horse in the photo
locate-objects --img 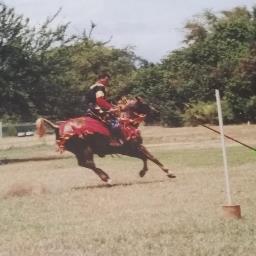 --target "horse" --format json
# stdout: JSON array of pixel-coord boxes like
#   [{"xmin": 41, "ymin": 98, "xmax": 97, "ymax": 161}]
[{"xmin": 35, "ymin": 97, "xmax": 176, "ymax": 184}]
